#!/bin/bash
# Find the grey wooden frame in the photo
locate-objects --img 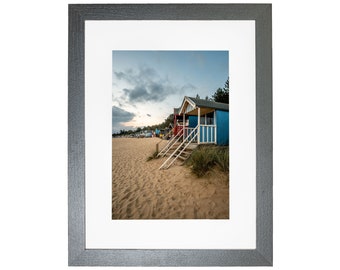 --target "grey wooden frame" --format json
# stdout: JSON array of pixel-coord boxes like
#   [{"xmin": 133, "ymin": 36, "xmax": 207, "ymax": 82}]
[{"xmin": 68, "ymin": 4, "xmax": 272, "ymax": 266}]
